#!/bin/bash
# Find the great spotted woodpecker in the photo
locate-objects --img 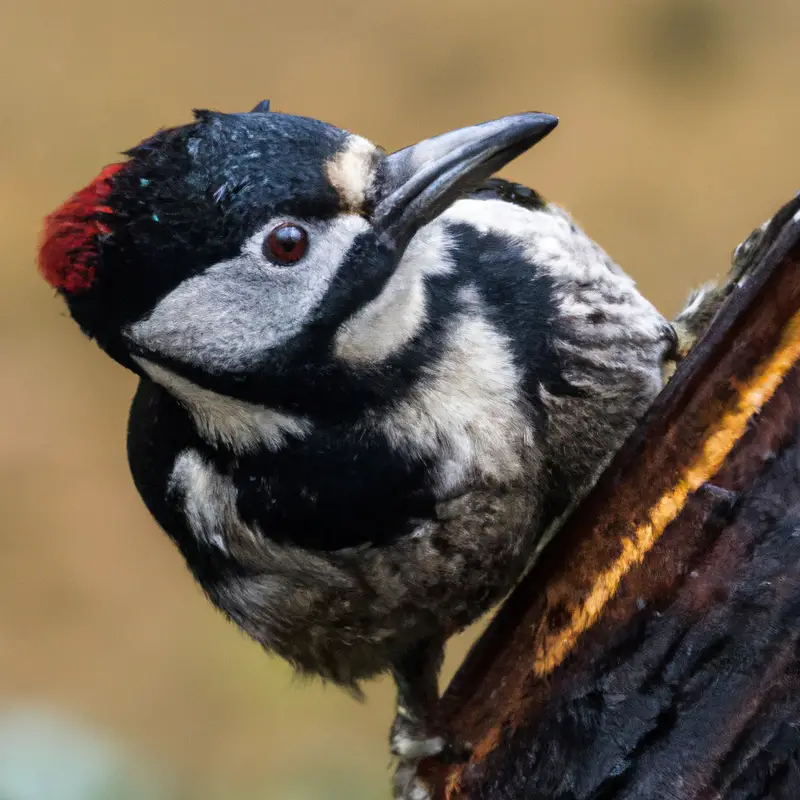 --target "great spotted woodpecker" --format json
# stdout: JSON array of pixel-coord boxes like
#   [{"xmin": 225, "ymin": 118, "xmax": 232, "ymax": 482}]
[{"xmin": 40, "ymin": 101, "xmax": 711, "ymax": 799}]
